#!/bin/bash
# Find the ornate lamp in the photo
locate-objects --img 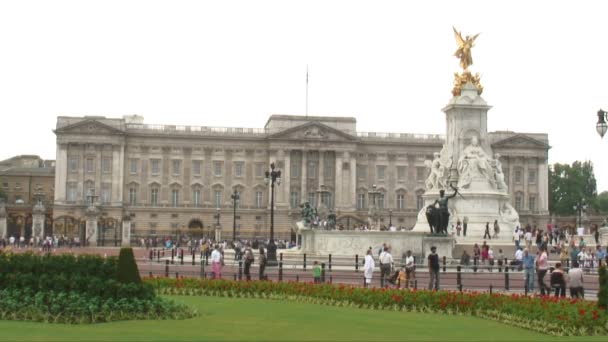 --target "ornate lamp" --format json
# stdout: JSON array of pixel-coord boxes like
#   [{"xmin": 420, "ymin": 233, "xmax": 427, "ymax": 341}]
[{"xmin": 597, "ymin": 109, "xmax": 607, "ymax": 138}]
